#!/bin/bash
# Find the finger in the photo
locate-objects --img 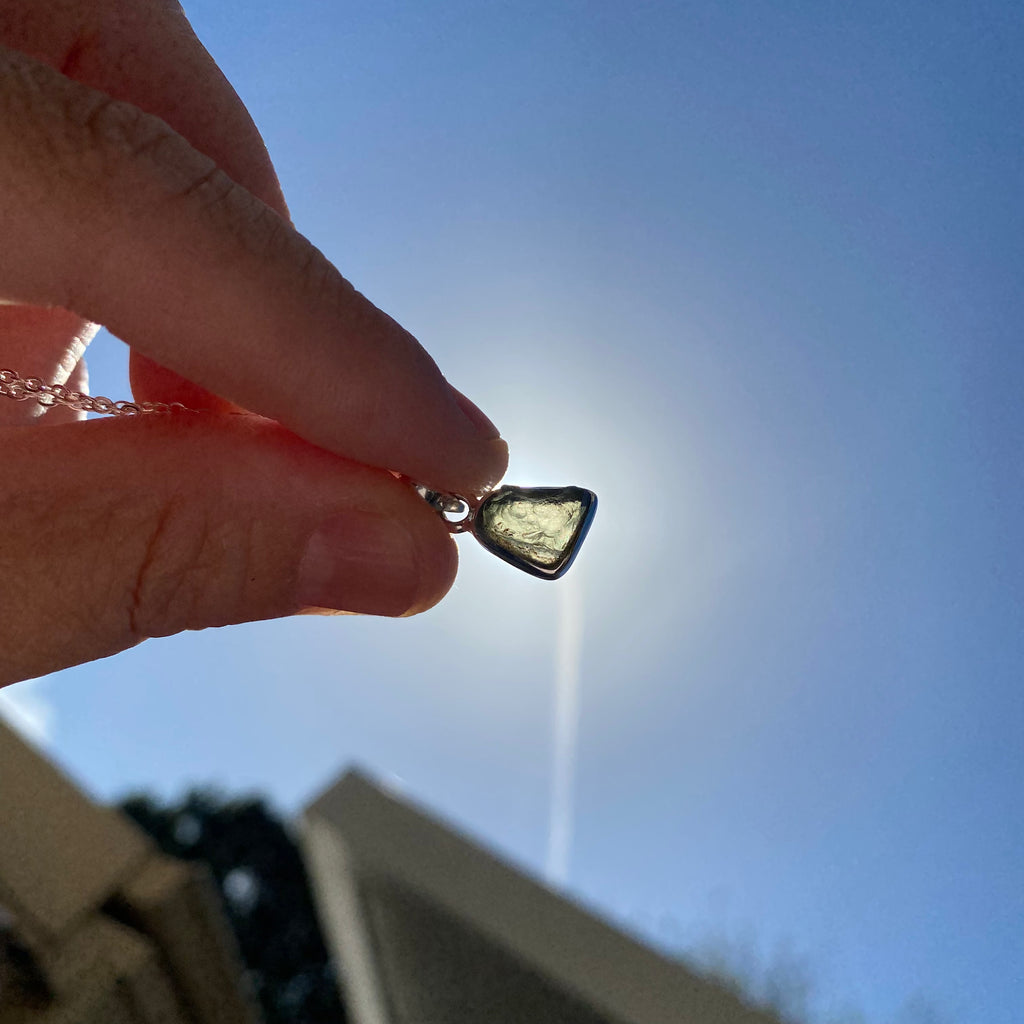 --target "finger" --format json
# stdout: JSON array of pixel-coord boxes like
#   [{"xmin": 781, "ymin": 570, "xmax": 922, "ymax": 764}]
[
  {"xmin": 0, "ymin": 414, "xmax": 458, "ymax": 687},
  {"xmin": 36, "ymin": 341, "xmax": 91, "ymax": 426},
  {"xmin": 38, "ymin": 0, "xmax": 289, "ymax": 409},
  {"xmin": 1, "ymin": 0, "xmax": 251, "ymax": 416},
  {"xmin": 1, "ymin": 0, "xmax": 287, "ymax": 212},
  {"xmin": 0, "ymin": 45, "xmax": 506, "ymax": 496},
  {"xmin": 2, "ymin": 0, "xmax": 277, "ymax": 412},
  {"xmin": 0, "ymin": 304, "xmax": 96, "ymax": 425}
]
